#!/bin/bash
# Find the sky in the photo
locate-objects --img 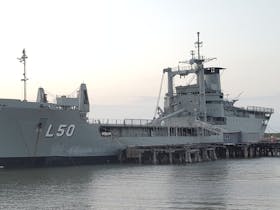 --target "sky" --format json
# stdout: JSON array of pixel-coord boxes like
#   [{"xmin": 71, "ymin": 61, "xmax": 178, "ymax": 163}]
[{"xmin": 0, "ymin": 0, "xmax": 280, "ymax": 130}]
